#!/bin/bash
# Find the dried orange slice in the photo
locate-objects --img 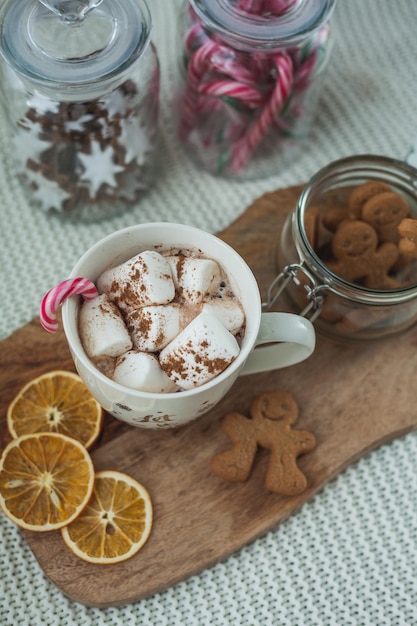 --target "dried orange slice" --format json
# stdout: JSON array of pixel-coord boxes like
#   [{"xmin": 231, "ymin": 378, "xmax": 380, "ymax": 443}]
[
  {"xmin": 7, "ymin": 371, "xmax": 102, "ymax": 449},
  {"xmin": 0, "ymin": 432, "xmax": 94, "ymax": 532},
  {"xmin": 61, "ymin": 470, "xmax": 153, "ymax": 564}
]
